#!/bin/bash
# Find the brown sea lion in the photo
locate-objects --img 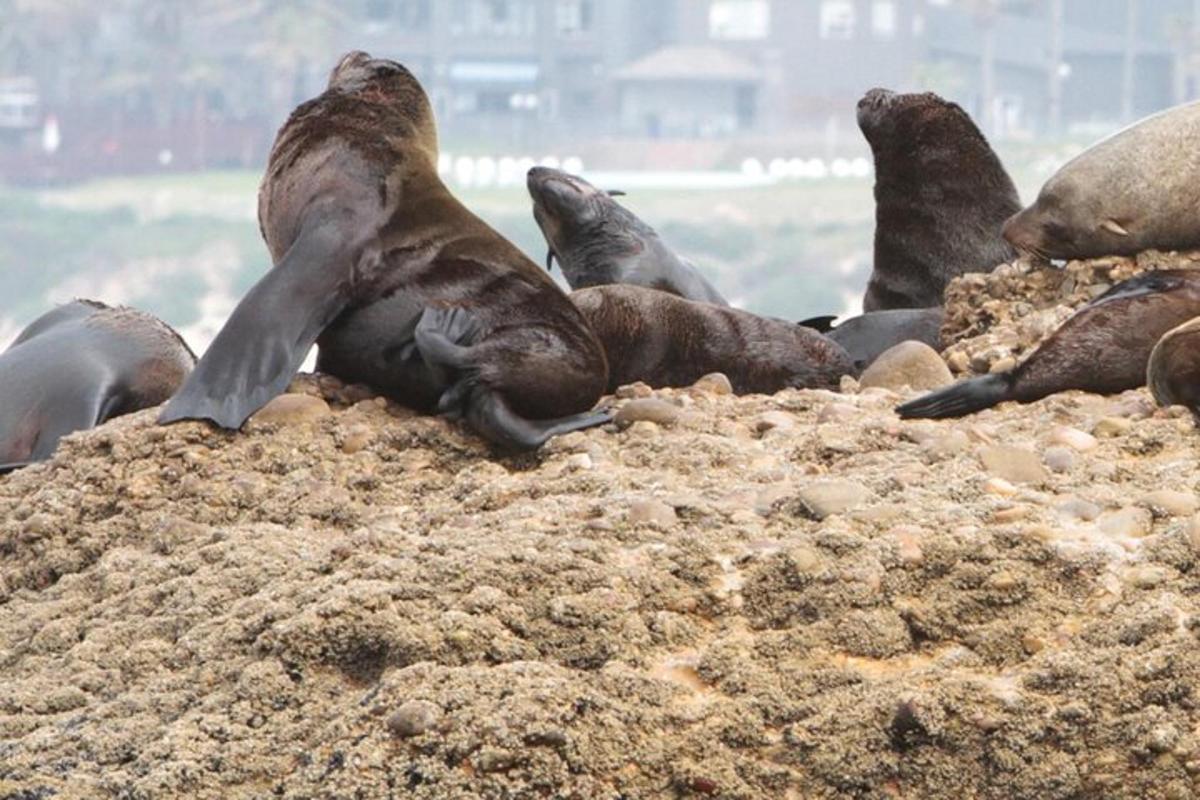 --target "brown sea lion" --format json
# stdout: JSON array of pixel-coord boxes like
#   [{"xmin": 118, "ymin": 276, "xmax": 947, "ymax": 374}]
[
  {"xmin": 0, "ymin": 300, "xmax": 195, "ymax": 473},
  {"xmin": 857, "ymin": 88, "xmax": 1021, "ymax": 311},
  {"xmin": 570, "ymin": 285, "xmax": 853, "ymax": 394},
  {"xmin": 1004, "ymin": 101, "xmax": 1200, "ymax": 261},
  {"xmin": 1147, "ymin": 315, "xmax": 1200, "ymax": 421},
  {"xmin": 160, "ymin": 51, "xmax": 610, "ymax": 450},
  {"xmin": 897, "ymin": 270, "xmax": 1200, "ymax": 419},
  {"xmin": 527, "ymin": 166, "xmax": 728, "ymax": 305}
]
